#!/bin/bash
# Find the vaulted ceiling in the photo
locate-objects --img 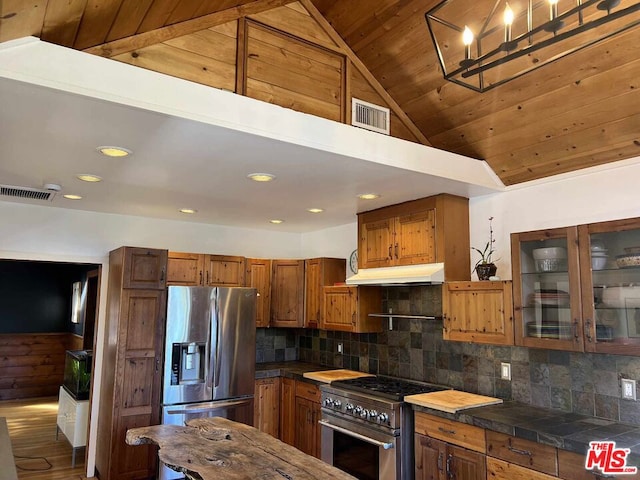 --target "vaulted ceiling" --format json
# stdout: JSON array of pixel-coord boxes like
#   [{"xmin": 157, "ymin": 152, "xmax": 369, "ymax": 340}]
[{"xmin": 1, "ymin": 0, "xmax": 639, "ymax": 186}]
